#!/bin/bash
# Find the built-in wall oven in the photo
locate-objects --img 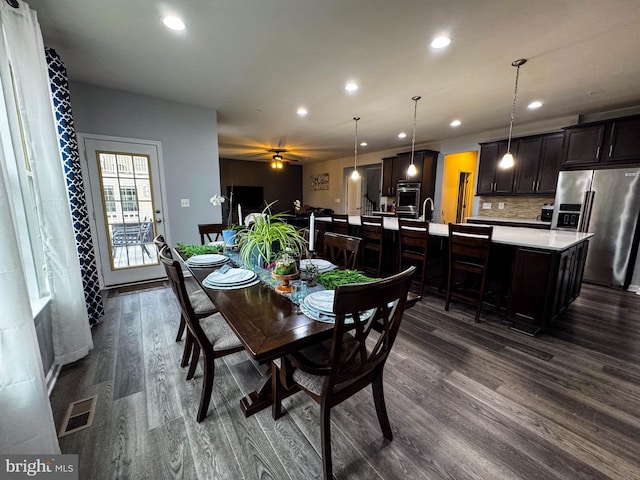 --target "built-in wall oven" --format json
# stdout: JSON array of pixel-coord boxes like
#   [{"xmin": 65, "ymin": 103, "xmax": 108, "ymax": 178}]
[{"xmin": 395, "ymin": 182, "xmax": 421, "ymax": 218}]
